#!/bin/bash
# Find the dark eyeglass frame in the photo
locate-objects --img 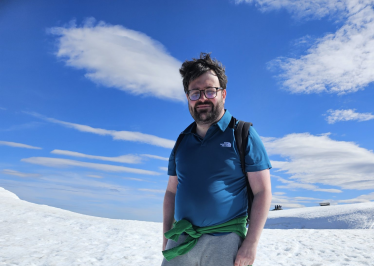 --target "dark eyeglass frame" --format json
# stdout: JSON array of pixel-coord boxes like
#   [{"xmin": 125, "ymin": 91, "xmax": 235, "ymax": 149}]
[{"xmin": 187, "ymin": 87, "xmax": 223, "ymax": 101}]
